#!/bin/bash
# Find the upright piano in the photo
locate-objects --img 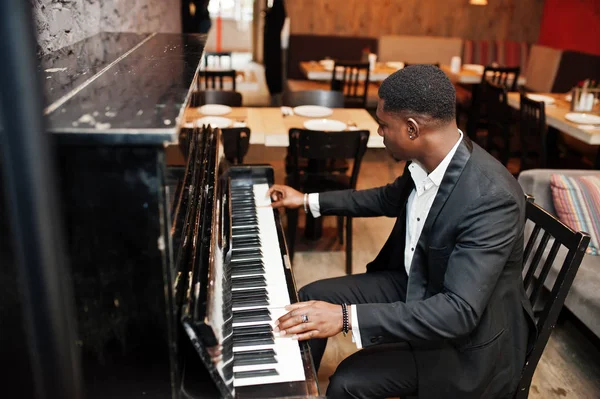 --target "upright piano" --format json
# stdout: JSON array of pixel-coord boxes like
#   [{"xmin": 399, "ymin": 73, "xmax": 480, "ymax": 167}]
[{"xmin": 3, "ymin": 32, "xmax": 319, "ymax": 398}]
